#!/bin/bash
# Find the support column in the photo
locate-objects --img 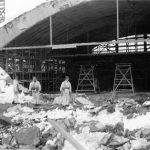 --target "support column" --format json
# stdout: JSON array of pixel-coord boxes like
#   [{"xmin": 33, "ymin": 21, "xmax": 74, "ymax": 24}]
[
  {"xmin": 50, "ymin": 15, "xmax": 53, "ymax": 45},
  {"xmin": 5, "ymin": 50, "xmax": 8, "ymax": 72},
  {"xmin": 87, "ymin": 32, "xmax": 90, "ymax": 54},
  {"xmin": 116, "ymin": 0, "xmax": 119, "ymax": 41},
  {"xmin": 116, "ymin": 43, "xmax": 119, "ymax": 53},
  {"xmin": 144, "ymin": 34, "xmax": 147, "ymax": 52}
]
